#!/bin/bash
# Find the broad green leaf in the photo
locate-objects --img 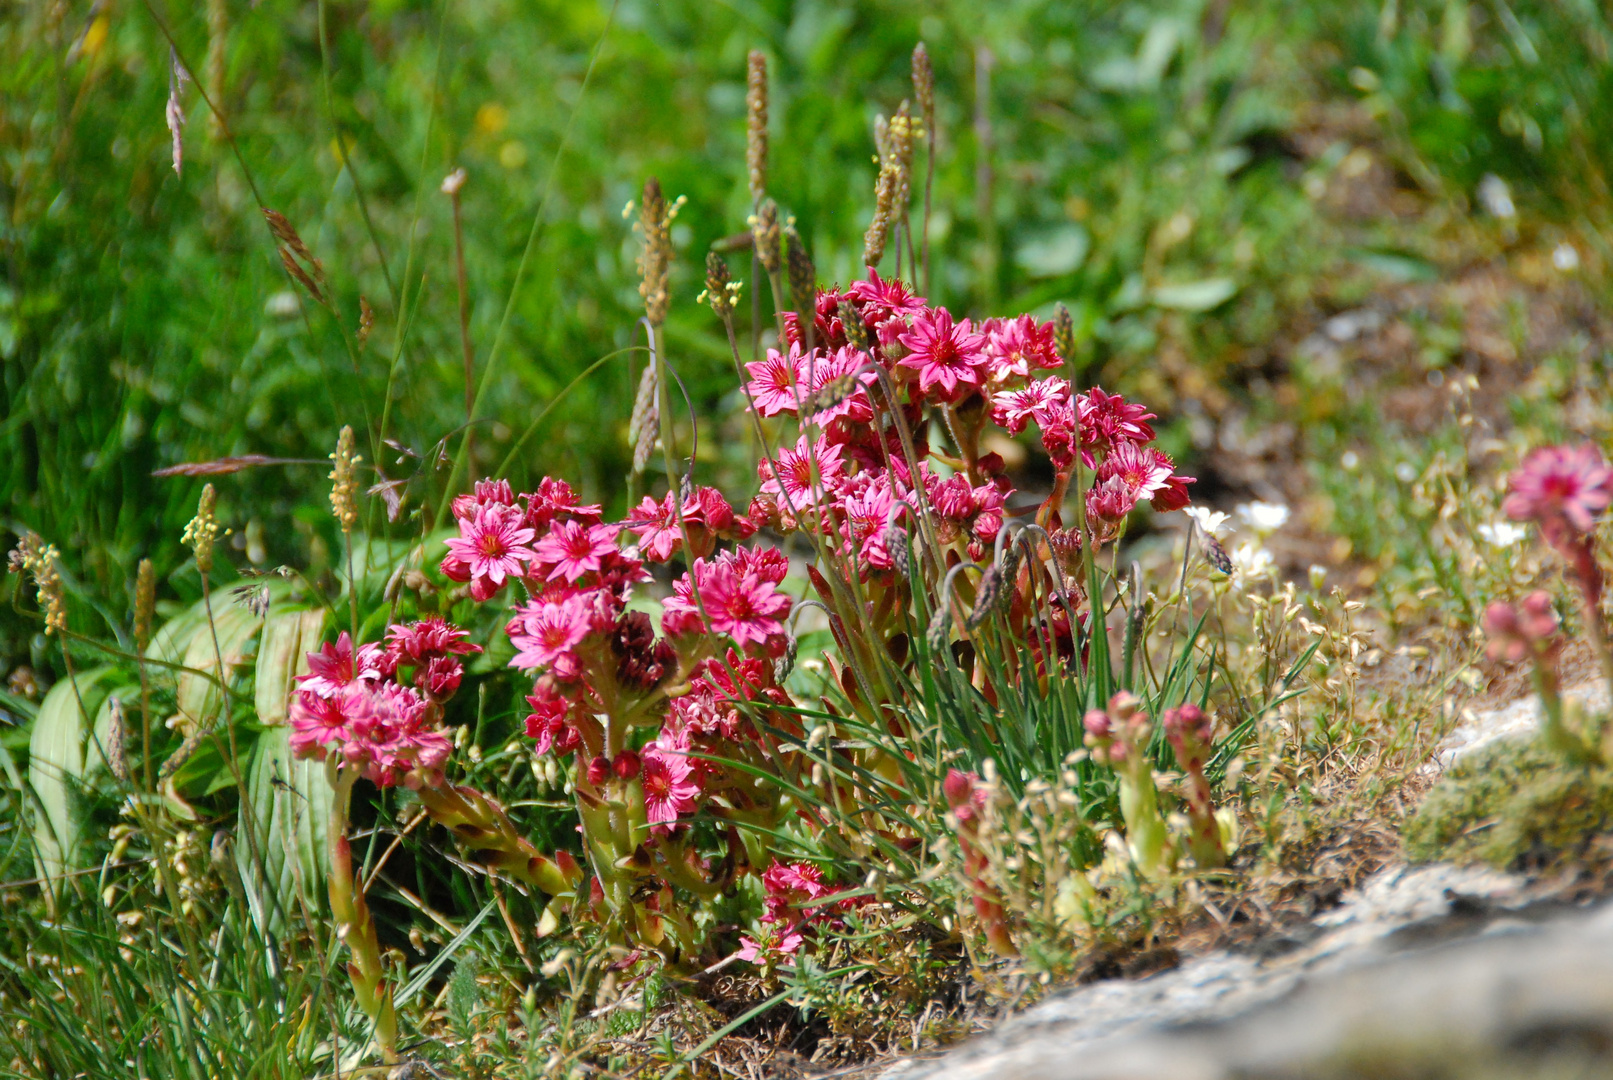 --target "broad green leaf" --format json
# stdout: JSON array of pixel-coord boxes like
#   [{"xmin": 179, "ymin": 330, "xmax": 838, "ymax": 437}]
[
  {"xmin": 28, "ymin": 666, "xmax": 117, "ymax": 899},
  {"xmin": 239, "ymin": 606, "xmax": 332, "ymax": 936},
  {"xmin": 1151, "ymin": 278, "xmax": 1239, "ymax": 311},
  {"xmin": 1015, "ymin": 225, "xmax": 1089, "ymax": 278},
  {"xmin": 175, "ymin": 602, "xmax": 263, "ymax": 733}
]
